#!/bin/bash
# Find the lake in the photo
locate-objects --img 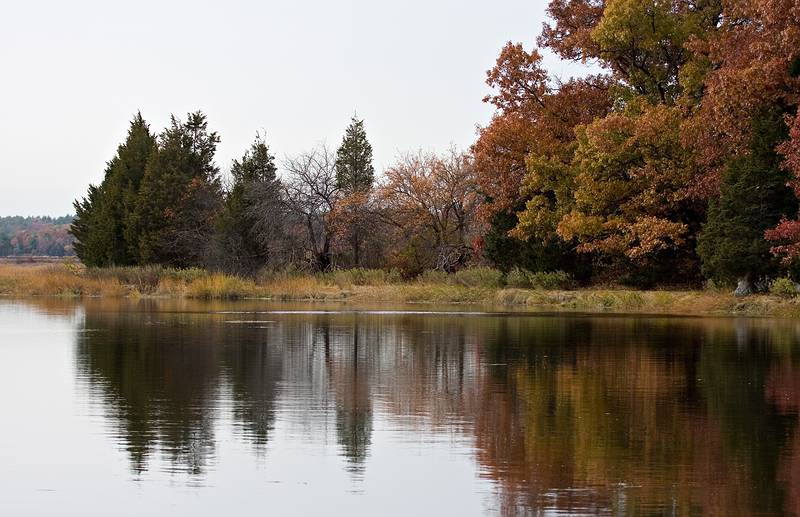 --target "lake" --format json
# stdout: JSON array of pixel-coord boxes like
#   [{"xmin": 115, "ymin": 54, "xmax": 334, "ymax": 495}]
[{"xmin": 1, "ymin": 298, "xmax": 799, "ymax": 516}]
